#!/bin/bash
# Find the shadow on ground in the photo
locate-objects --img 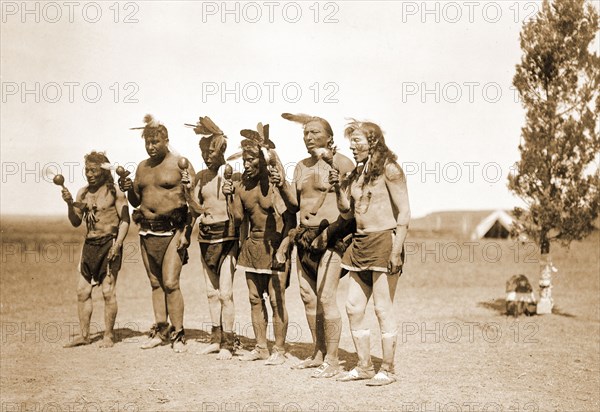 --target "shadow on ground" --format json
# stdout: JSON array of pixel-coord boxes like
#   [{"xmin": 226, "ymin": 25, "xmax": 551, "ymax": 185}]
[
  {"xmin": 478, "ymin": 298, "xmax": 576, "ymax": 318},
  {"xmin": 185, "ymin": 328, "xmax": 377, "ymax": 369}
]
